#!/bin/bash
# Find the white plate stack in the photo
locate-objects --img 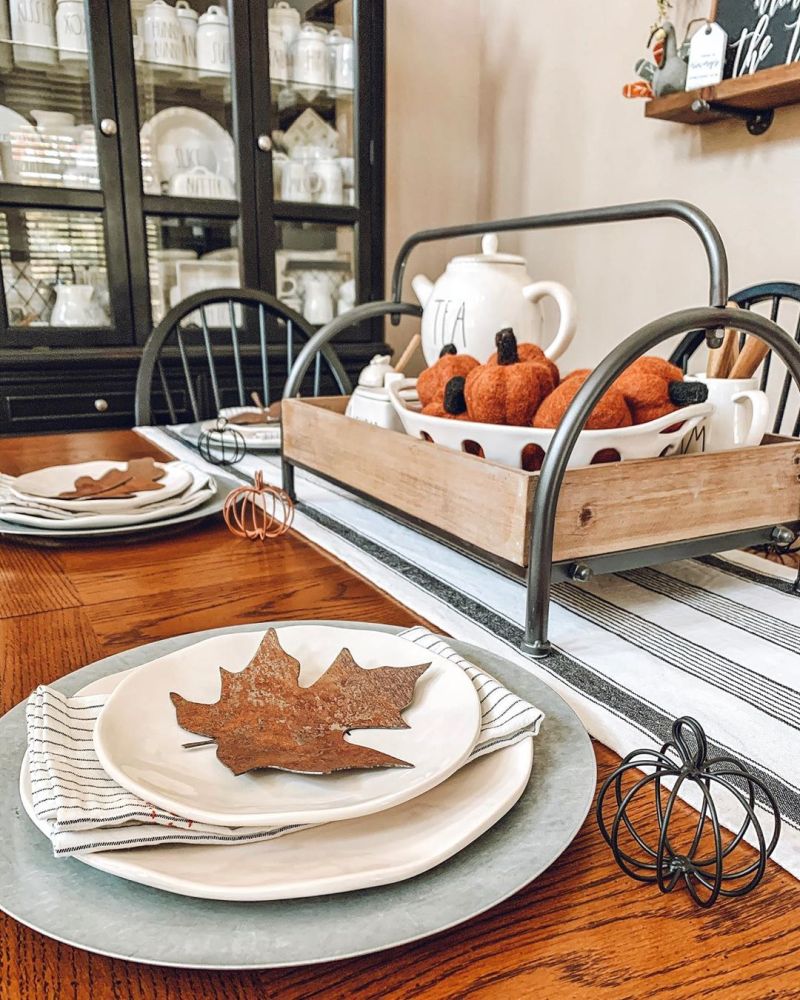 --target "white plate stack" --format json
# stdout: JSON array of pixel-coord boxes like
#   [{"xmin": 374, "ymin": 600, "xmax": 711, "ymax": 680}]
[
  {"xmin": 0, "ymin": 459, "xmax": 217, "ymax": 537},
  {"xmin": 20, "ymin": 624, "xmax": 543, "ymax": 901}
]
